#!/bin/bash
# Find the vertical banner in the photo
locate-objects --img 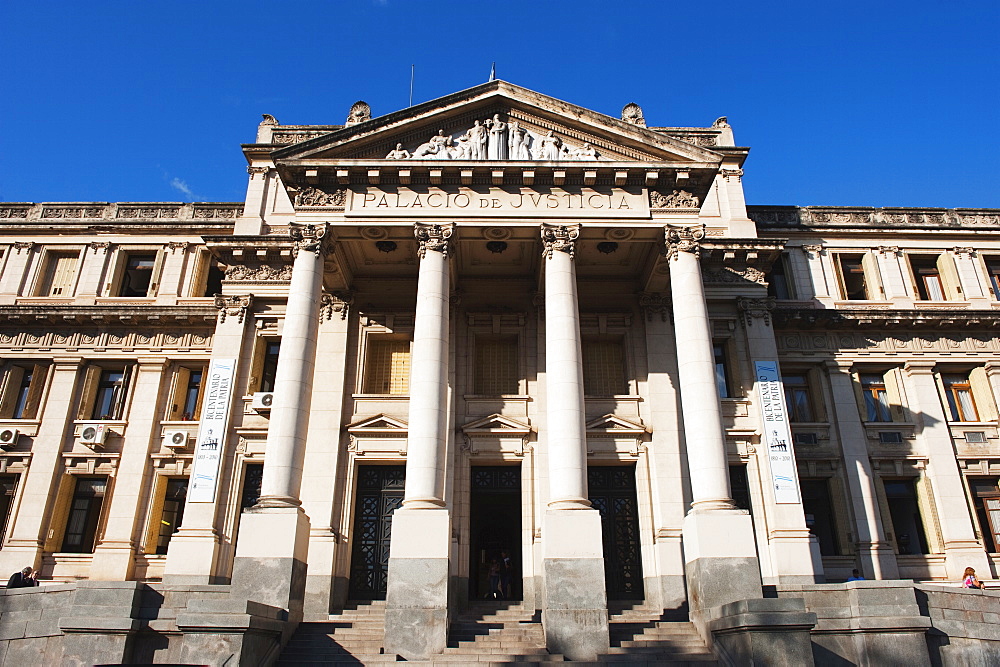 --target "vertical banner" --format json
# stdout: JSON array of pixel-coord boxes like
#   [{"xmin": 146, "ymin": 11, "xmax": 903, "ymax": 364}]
[
  {"xmin": 755, "ymin": 361, "xmax": 802, "ymax": 504},
  {"xmin": 189, "ymin": 358, "xmax": 236, "ymax": 503}
]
